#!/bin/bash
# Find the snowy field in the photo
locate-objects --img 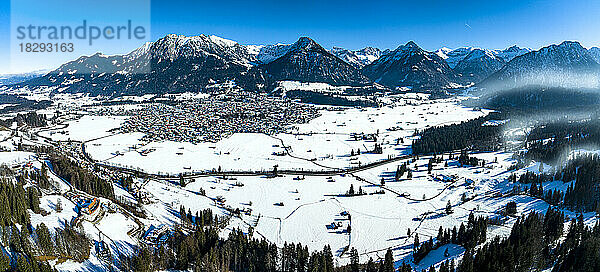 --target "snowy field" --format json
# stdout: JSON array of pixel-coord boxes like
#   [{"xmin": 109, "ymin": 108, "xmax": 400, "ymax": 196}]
[
  {"xmin": 8, "ymin": 94, "xmax": 599, "ymax": 271},
  {"xmin": 39, "ymin": 115, "xmax": 128, "ymax": 142},
  {"xmin": 0, "ymin": 150, "xmax": 36, "ymax": 165},
  {"xmin": 138, "ymin": 148, "xmax": 596, "ymax": 268},
  {"xmin": 84, "ymin": 99, "xmax": 490, "ymax": 174}
]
